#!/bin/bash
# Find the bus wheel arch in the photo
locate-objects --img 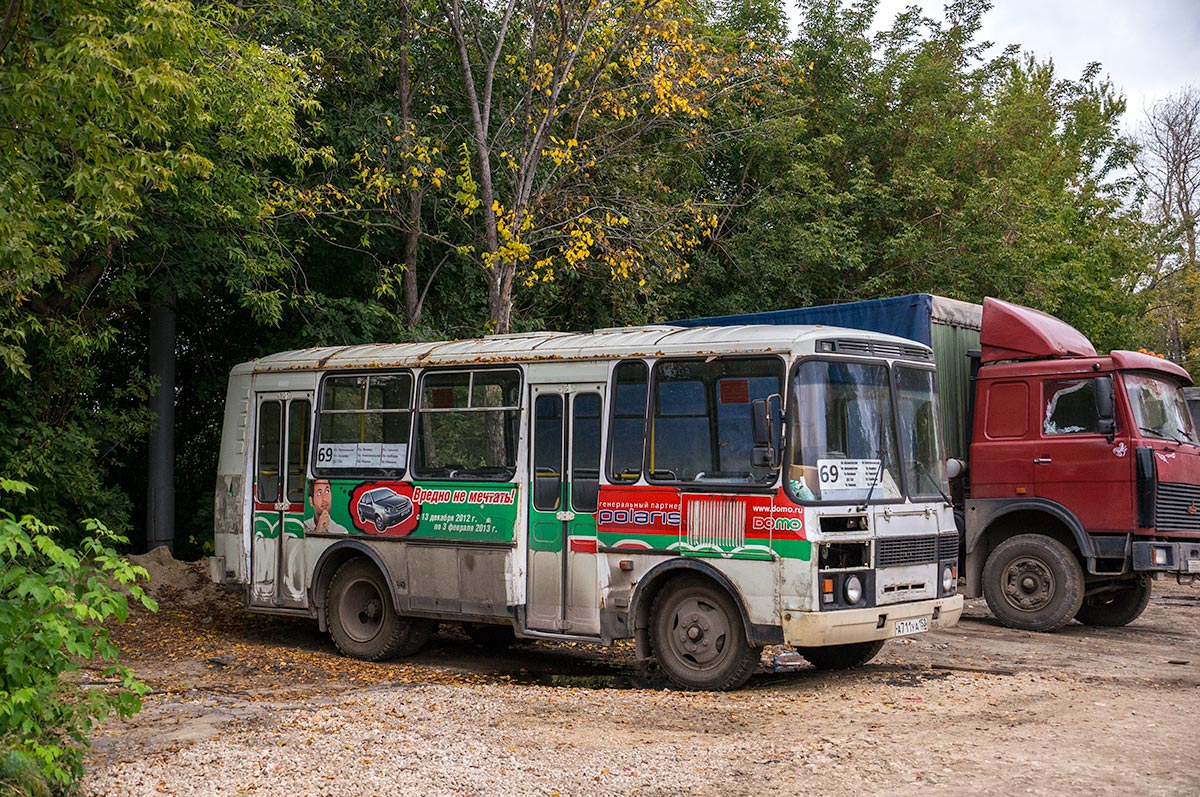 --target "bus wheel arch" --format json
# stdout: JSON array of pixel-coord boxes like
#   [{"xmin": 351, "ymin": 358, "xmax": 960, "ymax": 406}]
[
  {"xmin": 630, "ymin": 561, "xmax": 760, "ymax": 691},
  {"xmin": 323, "ymin": 555, "xmax": 434, "ymax": 661},
  {"xmin": 311, "ymin": 541, "xmax": 398, "ymax": 631}
]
